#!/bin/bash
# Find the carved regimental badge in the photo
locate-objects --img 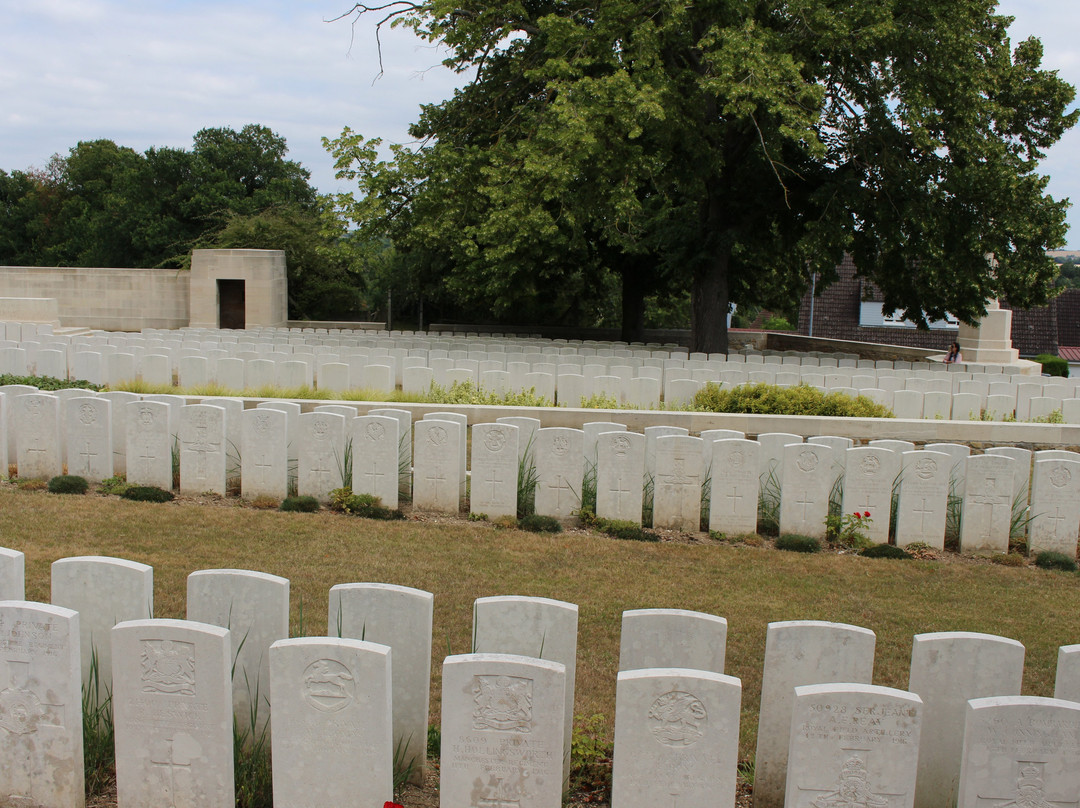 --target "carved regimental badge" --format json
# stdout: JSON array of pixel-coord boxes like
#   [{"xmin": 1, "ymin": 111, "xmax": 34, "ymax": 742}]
[
  {"xmin": 1050, "ymin": 465, "xmax": 1072, "ymax": 488},
  {"xmin": 797, "ymin": 449, "xmax": 820, "ymax": 473},
  {"xmin": 311, "ymin": 416, "xmax": 329, "ymax": 439},
  {"xmin": 302, "ymin": 659, "xmax": 355, "ymax": 713},
  {"xmin": 365, "ymin": 422, "xmax": 386, "ymax": 441},
  {"xmin": 140, "ymin": 639, "xmax": 196, "ymax": 695},
  {"xmin": 729, "ymin": 450, "xmax": 745, "ymax": 469},
  {"xmin": 551, "ymin": 436, "xmax": 570, "ymax": 457},
  {"xmin": 79, "ymin": 402, "xmax": 97, "ymax": 425},
  {"xmin": 472, "ymin": 675, "xmax": 533, "ymax": 733},
  {"xmin": 253, "ymin": 413, "xmax": 272, "ymax": 435},
  {"xmin": 914, "ymin": 458, "xmax": 938, "ymax": 480},
  {"xmin": 428, "ymin": 425, "xmax": 448, "ymax": 446},
  {"xmin": 23, "ymin": 397, "xmax": 43, "ymax": 419},
  {"xmin": 484, "ymin": 428, "xmax": 507, "ymax": 453},
  {"xmin": 860, "ymin": 455, "xmax": 881, "ymax": 476},
  {"xmin": 611, "ymin": 435, "xmax": 631, "ymax": 457},
  {"xmin": 648, "ymin": 690, "xmax": 707, "ymax": 748}
]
